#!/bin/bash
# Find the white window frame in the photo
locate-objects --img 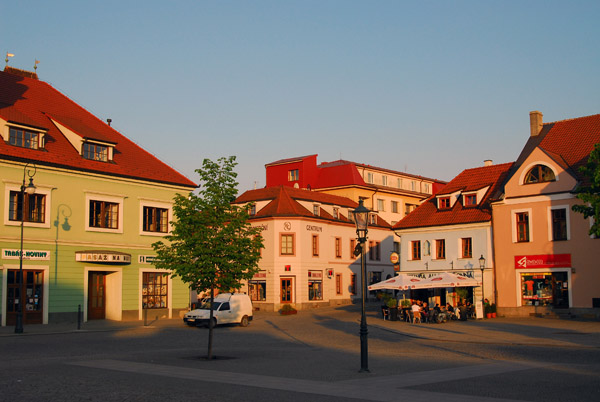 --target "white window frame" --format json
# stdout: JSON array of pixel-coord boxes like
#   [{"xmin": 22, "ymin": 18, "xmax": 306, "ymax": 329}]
[
  {"xmin": 547, "ymin": 205, "xmax": 570, "ymax": 241},
  {"xmin": 377, "ymin": 199, "xmax": 385, "ymax": 212},
  {"xmin": 85, "ymin": 192, "xmax": 124, "ymax": 233},
  {"xmin": 138, "ymin": 268, "xmax": 173, "ymax": 319},
  {"xmin": 3, "ymin": 182, "xmax": 52, "ymax": 229},
  {"xmin": 511, "ymin": 208, "xmax": 533, "ymax": 243},
  {"xmin": 139, "ymin": 199, "xmax": 173, "ymax": 236}
]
